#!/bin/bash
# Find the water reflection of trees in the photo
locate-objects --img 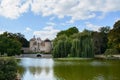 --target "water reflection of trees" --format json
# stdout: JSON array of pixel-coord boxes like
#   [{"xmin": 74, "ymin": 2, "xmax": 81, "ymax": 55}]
[
  {"xmin": 17, "ymin": 59, "xmax": 26, "ymax": 78},
  {"xmin": 29, "ymin": 67, "xmax": 42, "ymax": 75},
  {"xmin": 18, "ymin": 58, "xmax": 55, "ymax": 80},
  {"xmin": 54, "ymin": 60, "xmax": 120, "ymax": 80},
  {"xmin": 29, "ymin": 66, "xmax": 52, "ymax": 75},
  {"xmin": 18, "ymin": 58, "xmax": 120, "ymax": 80},
  {"xmin": 28, "ymin": 66, "xmax": 55, "ymax": 80},
  {"xmin": 17, "ymin": 65, "xmax": 26, "ymax": 78}
]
